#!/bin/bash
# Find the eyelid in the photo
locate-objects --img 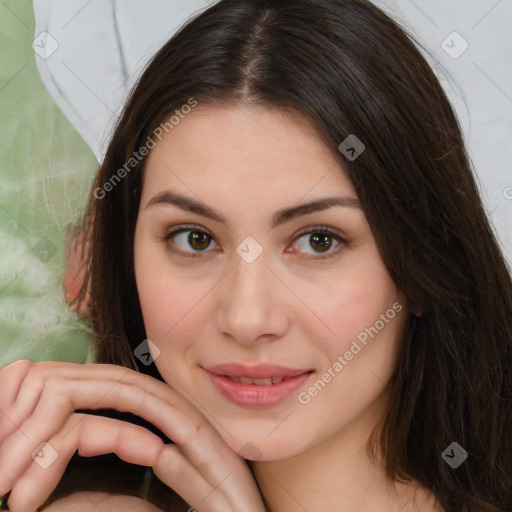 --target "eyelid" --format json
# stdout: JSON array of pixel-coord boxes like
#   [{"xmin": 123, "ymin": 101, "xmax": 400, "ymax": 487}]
[
  {"xmin": 162, "ymin": 223, "xmax": 214, "ymax": 240},
  {"xmin": 294, "ymin": 224, "xmax": 347, "ymax": 241}
]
